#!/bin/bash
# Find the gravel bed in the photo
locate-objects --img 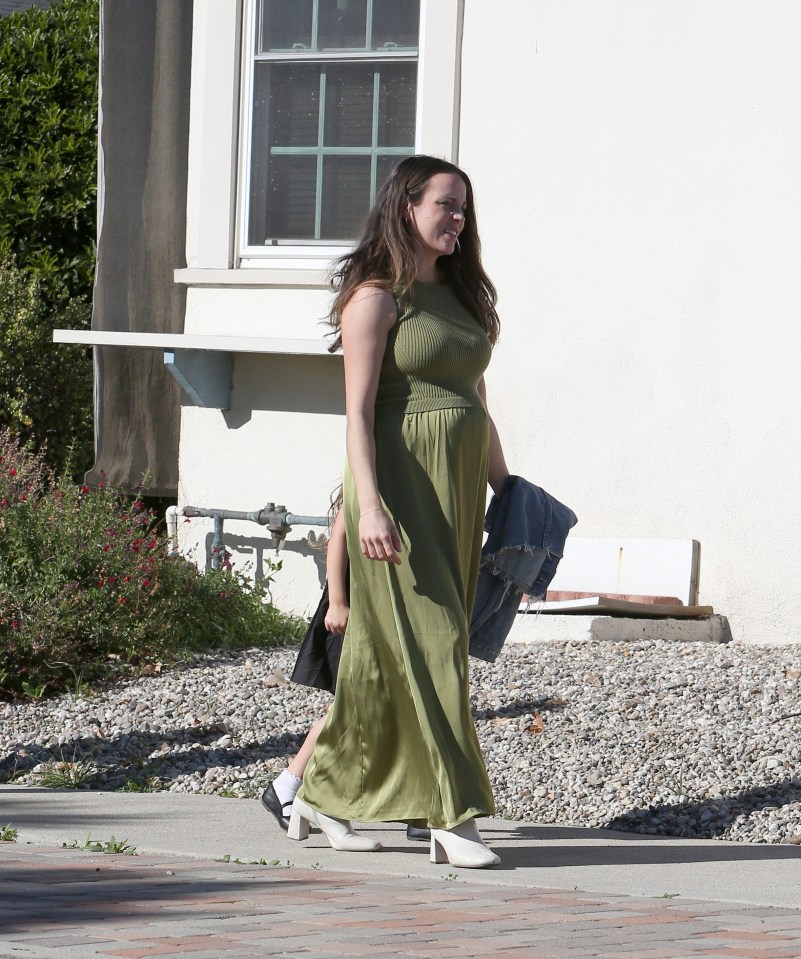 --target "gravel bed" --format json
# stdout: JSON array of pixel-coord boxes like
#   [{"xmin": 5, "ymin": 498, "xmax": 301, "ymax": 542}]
[{"xmin": 2, "ymin": 640, "xmax": 801, "ymax": 844}]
